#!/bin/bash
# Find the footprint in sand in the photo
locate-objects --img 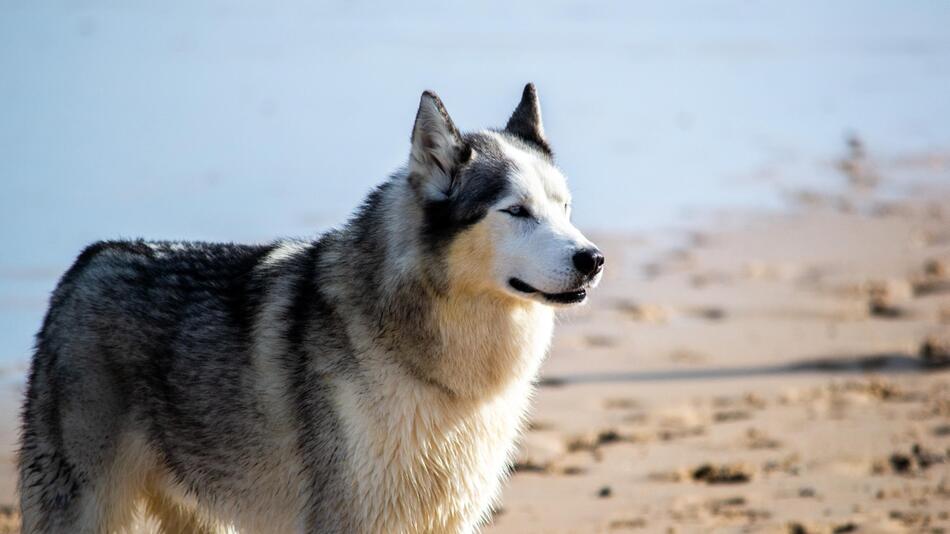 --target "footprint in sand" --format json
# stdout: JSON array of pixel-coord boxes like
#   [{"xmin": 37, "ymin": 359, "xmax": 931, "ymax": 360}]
[
  {"xmin": 920, "ymin": 334, "xmax": 950, "ymax": 366},
  {"xmin": 606, "ymin": 517, "xmax": 647, "ymax": 530},
  {"xmin": 603, "ymin": 397, "xmax": 643, "ymax": 410},
  {"xmin": 691, "ymin": 463, "xmax": 753, "ymax": 485},
  {"xmin": 743, "ymin": 428, "xmax": 782, "ymax": 449},
  {"xmin": 874, "ymin": 443, "xmax": 947, "ymax": 475},
  {"xmin": 912, "ymin": 257, "xmax": 950, "ymax": 296},
  {"xmin": 669, "ymin": 349, "xmax": 708, "ymax": 365},
  {"xmin": 712, "ymin": 409, "xmax": 752, "ymax": 423},
  {"xmin": 513, "ymin": 430, "xmax": 566, "ymax": 473},
  {"xmin": 865, "ymin": 278, "xmax": 913, "ymax": 318},
  {"xmin": 584, "ymin": 334, "xmax": 618, "ymax": 348},
  {"xmin": 614, "ymin": 300, "xmax": 670, "ymax": 323}
]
